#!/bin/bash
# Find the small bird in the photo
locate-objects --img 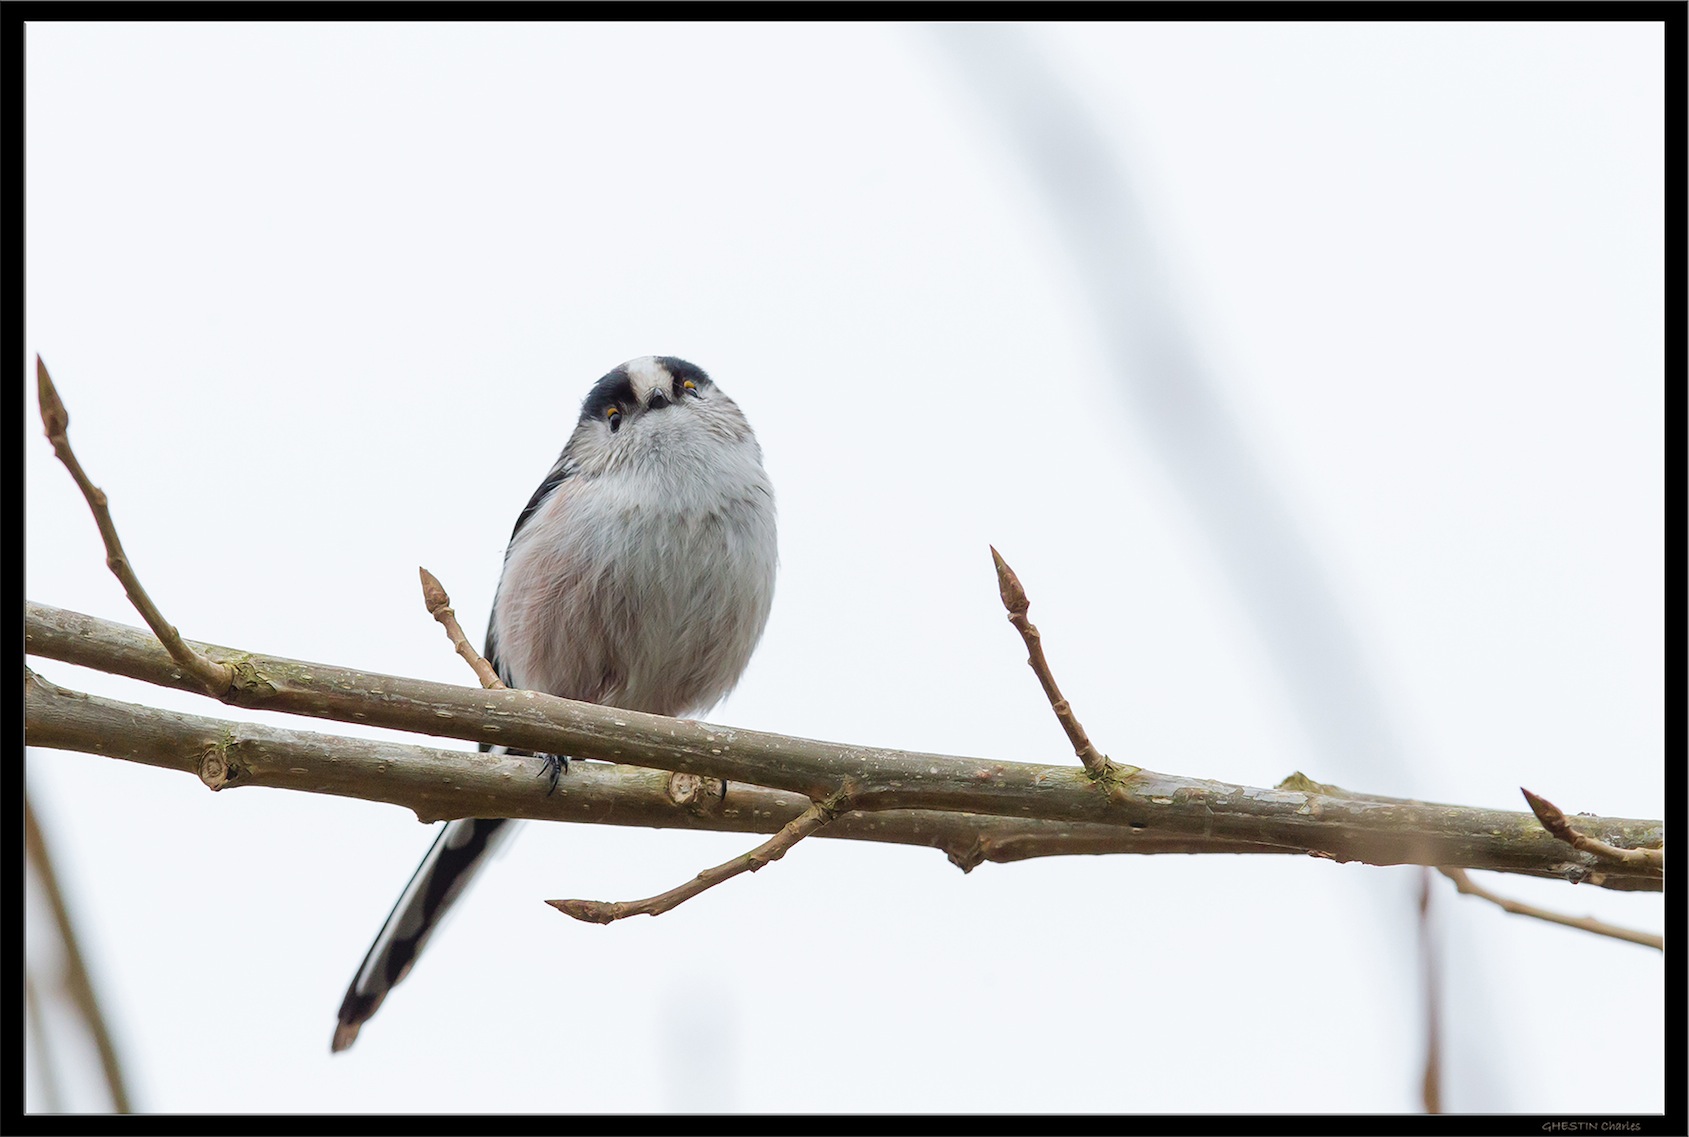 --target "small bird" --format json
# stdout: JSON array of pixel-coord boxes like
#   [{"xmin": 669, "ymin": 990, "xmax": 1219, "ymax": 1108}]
[{"xmin": 331, "ymin": 356, "xmax": 777, "ymax": 1052}]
